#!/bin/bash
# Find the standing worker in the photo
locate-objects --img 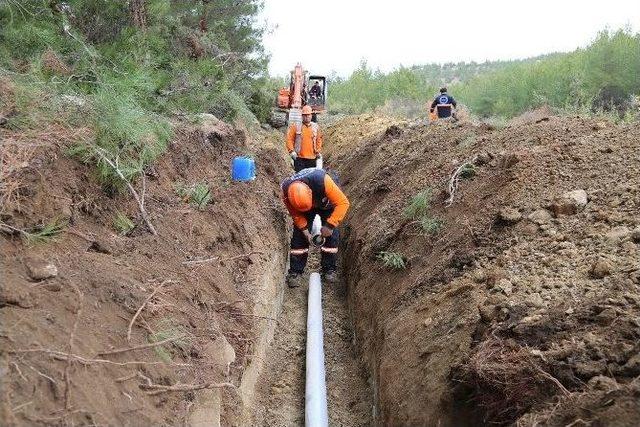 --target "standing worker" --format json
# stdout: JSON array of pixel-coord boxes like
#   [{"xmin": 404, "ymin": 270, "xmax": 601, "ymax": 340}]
[
  {"xmin": 286, "ymin": 105, "xmax": 323, "ymax": 172},
  {"xmin": 430, "ymin": 87, "xmax": 457, "ymax": 119},
  {"xmin": 281, "ymin": 168, "xmax": 350, "ymax": 288}
]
